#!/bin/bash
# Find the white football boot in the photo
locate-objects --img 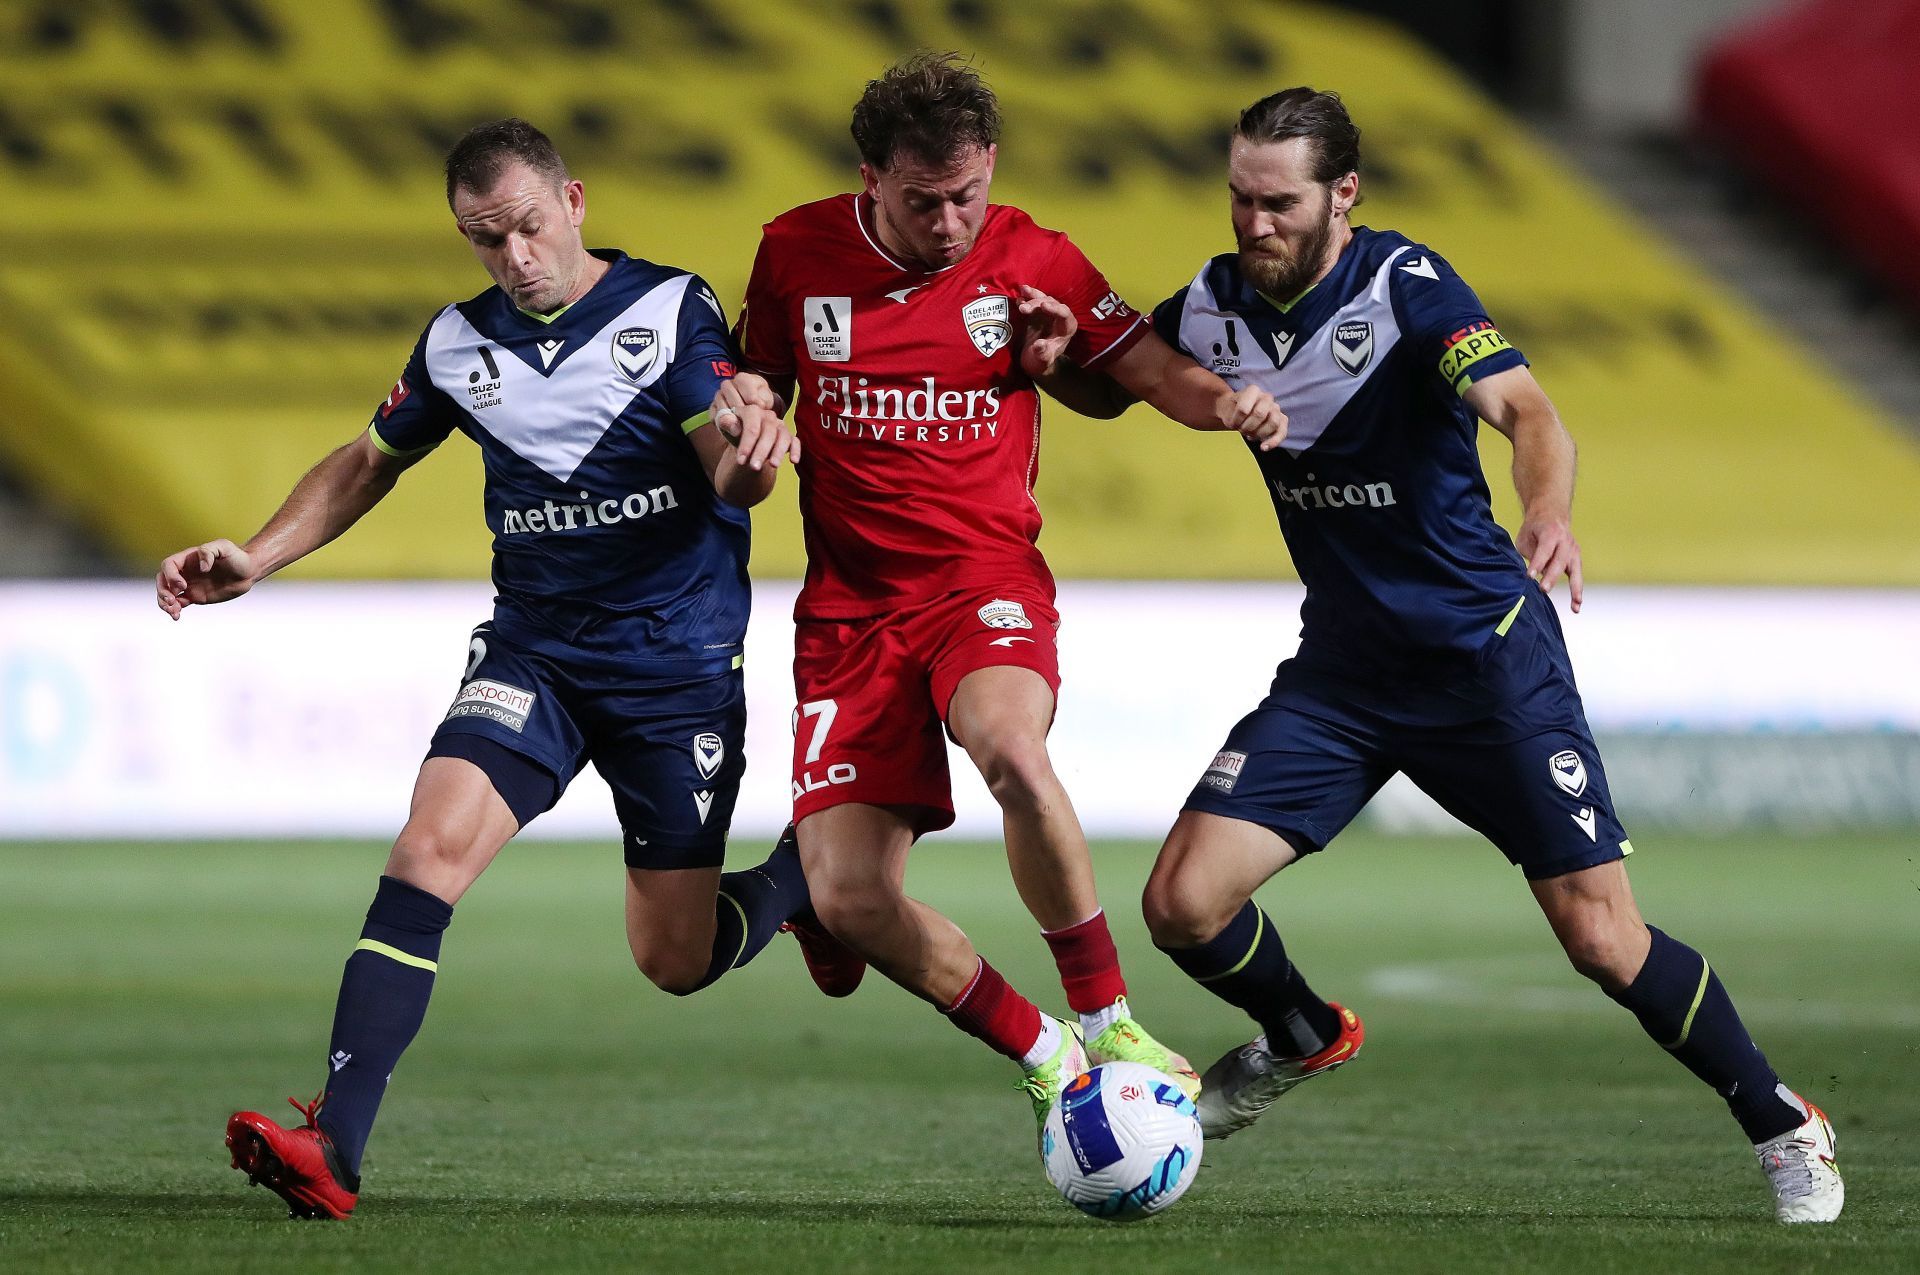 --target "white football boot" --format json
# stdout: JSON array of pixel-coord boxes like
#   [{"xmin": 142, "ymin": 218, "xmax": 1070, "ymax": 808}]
[
  {"xmin": 1754, "ymin": 1092, "xmax": 1843, "ymax": 1223},
  {"xmin": 1196, "ymin": 1003, "xmax": 1363, "ymax": 1140}
]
